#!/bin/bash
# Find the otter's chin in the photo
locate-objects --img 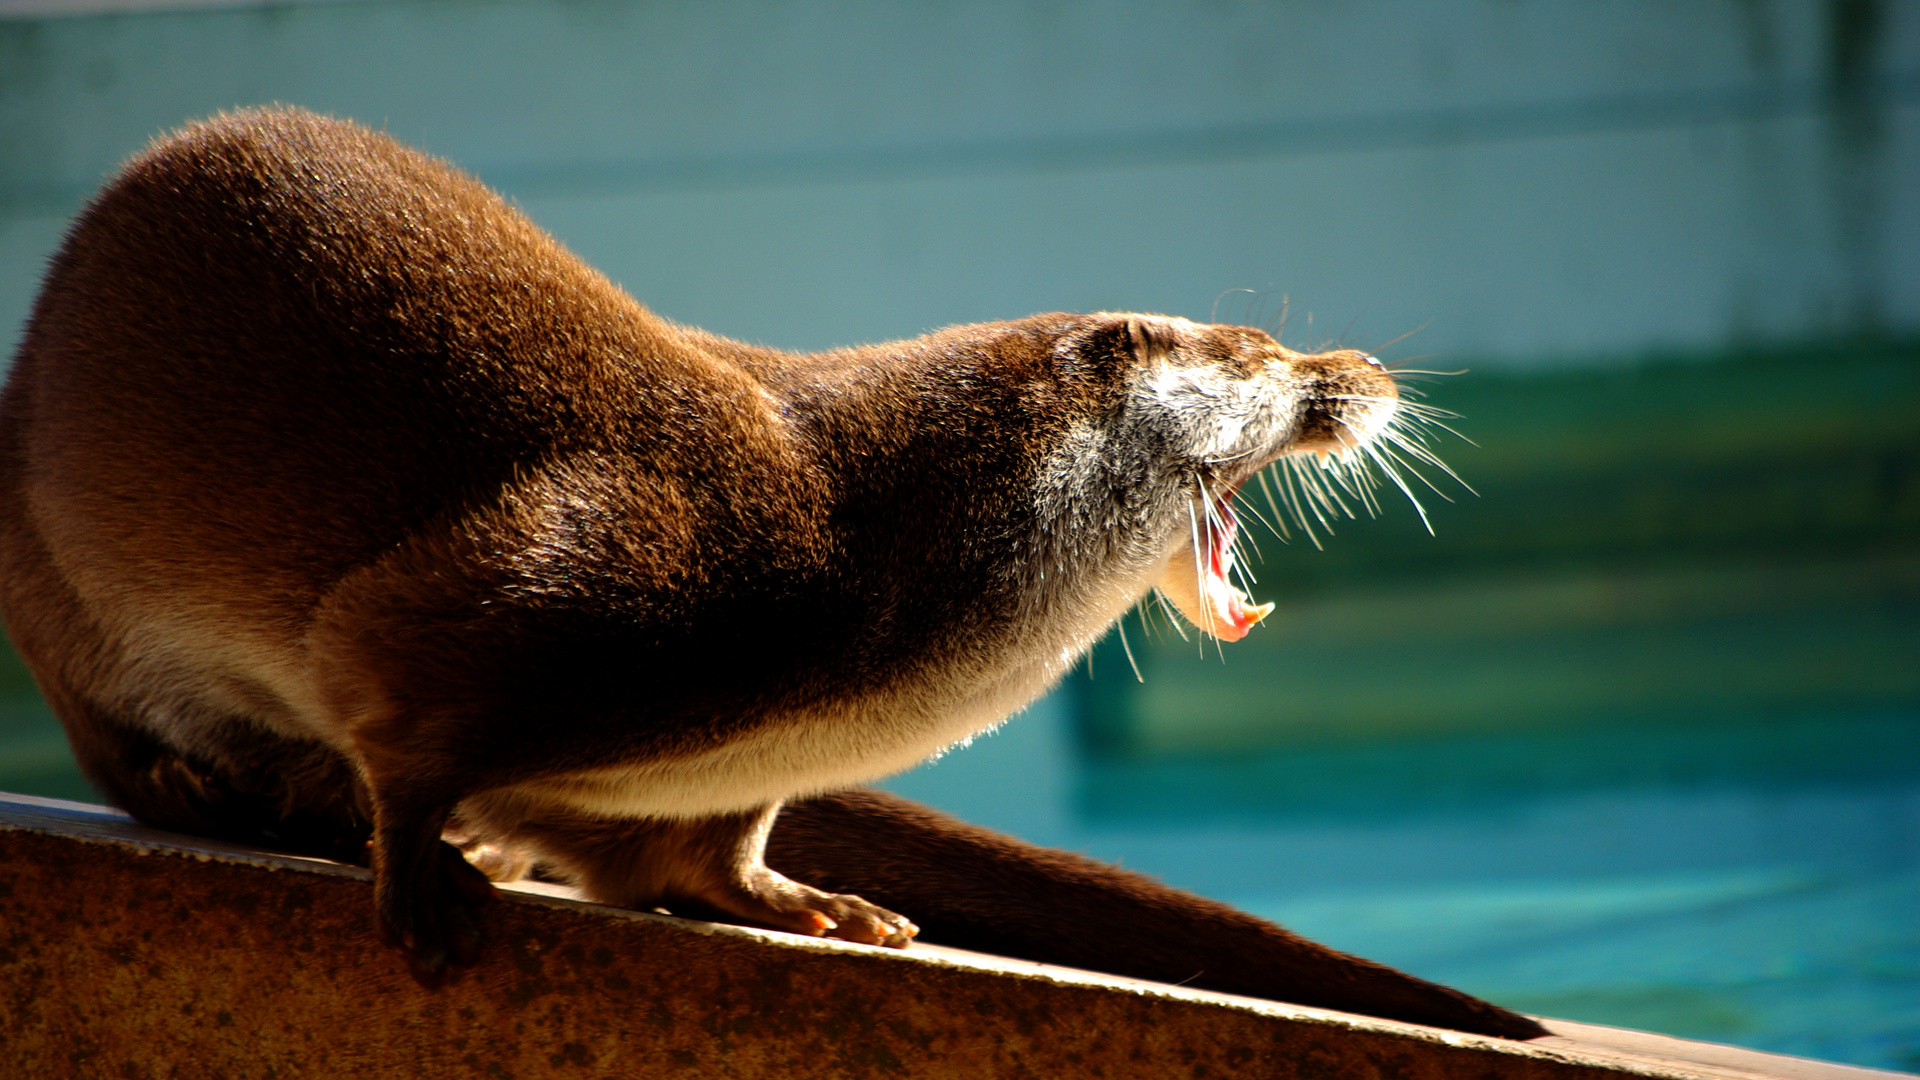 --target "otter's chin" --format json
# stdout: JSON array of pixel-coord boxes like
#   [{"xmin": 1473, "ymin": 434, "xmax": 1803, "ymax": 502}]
[{"xmin": 1155, "ymin": 495, "xmax": 1274, "ymax": 642}]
